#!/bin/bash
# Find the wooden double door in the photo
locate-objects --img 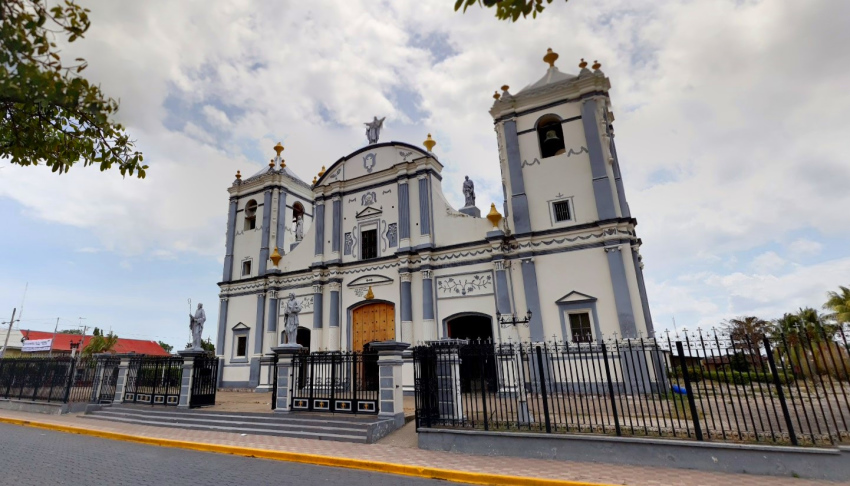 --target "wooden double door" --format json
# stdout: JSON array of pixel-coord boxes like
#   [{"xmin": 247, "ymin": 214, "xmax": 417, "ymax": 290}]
[{"xmin": 352, "ymin": 303, "xmax": 396, "ymax": 351}]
